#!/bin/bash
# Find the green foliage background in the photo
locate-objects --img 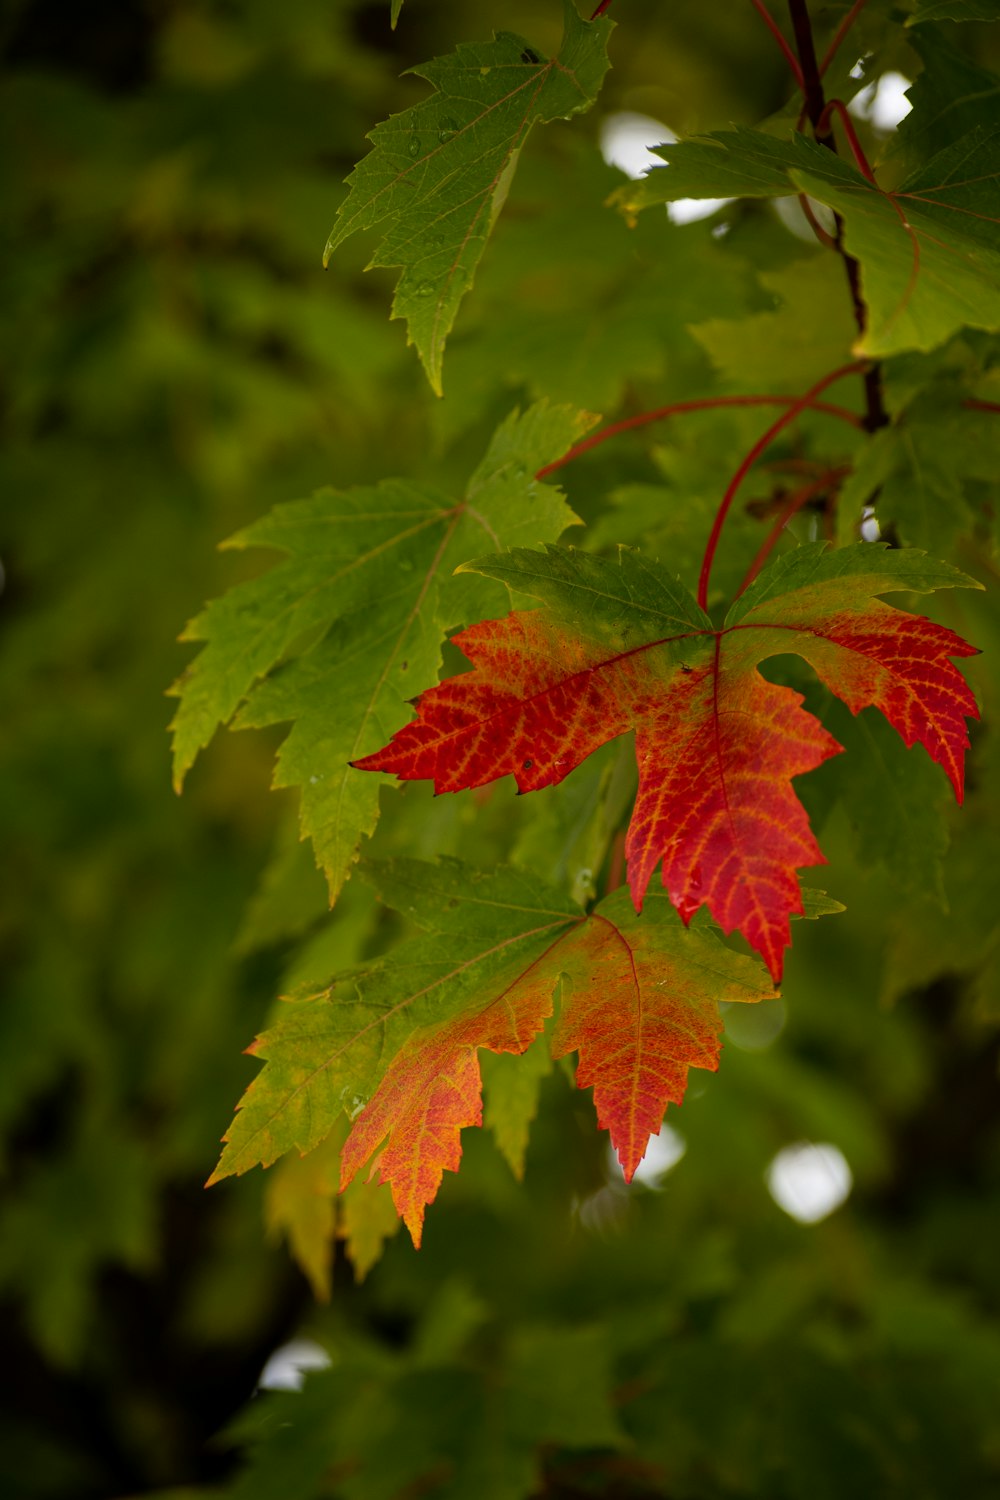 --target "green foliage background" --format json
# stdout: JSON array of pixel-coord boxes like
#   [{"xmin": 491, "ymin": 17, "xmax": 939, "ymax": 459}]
[{"xmin": 2, "ymin": 1, "xmax": 999, "ymax": 1495}]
